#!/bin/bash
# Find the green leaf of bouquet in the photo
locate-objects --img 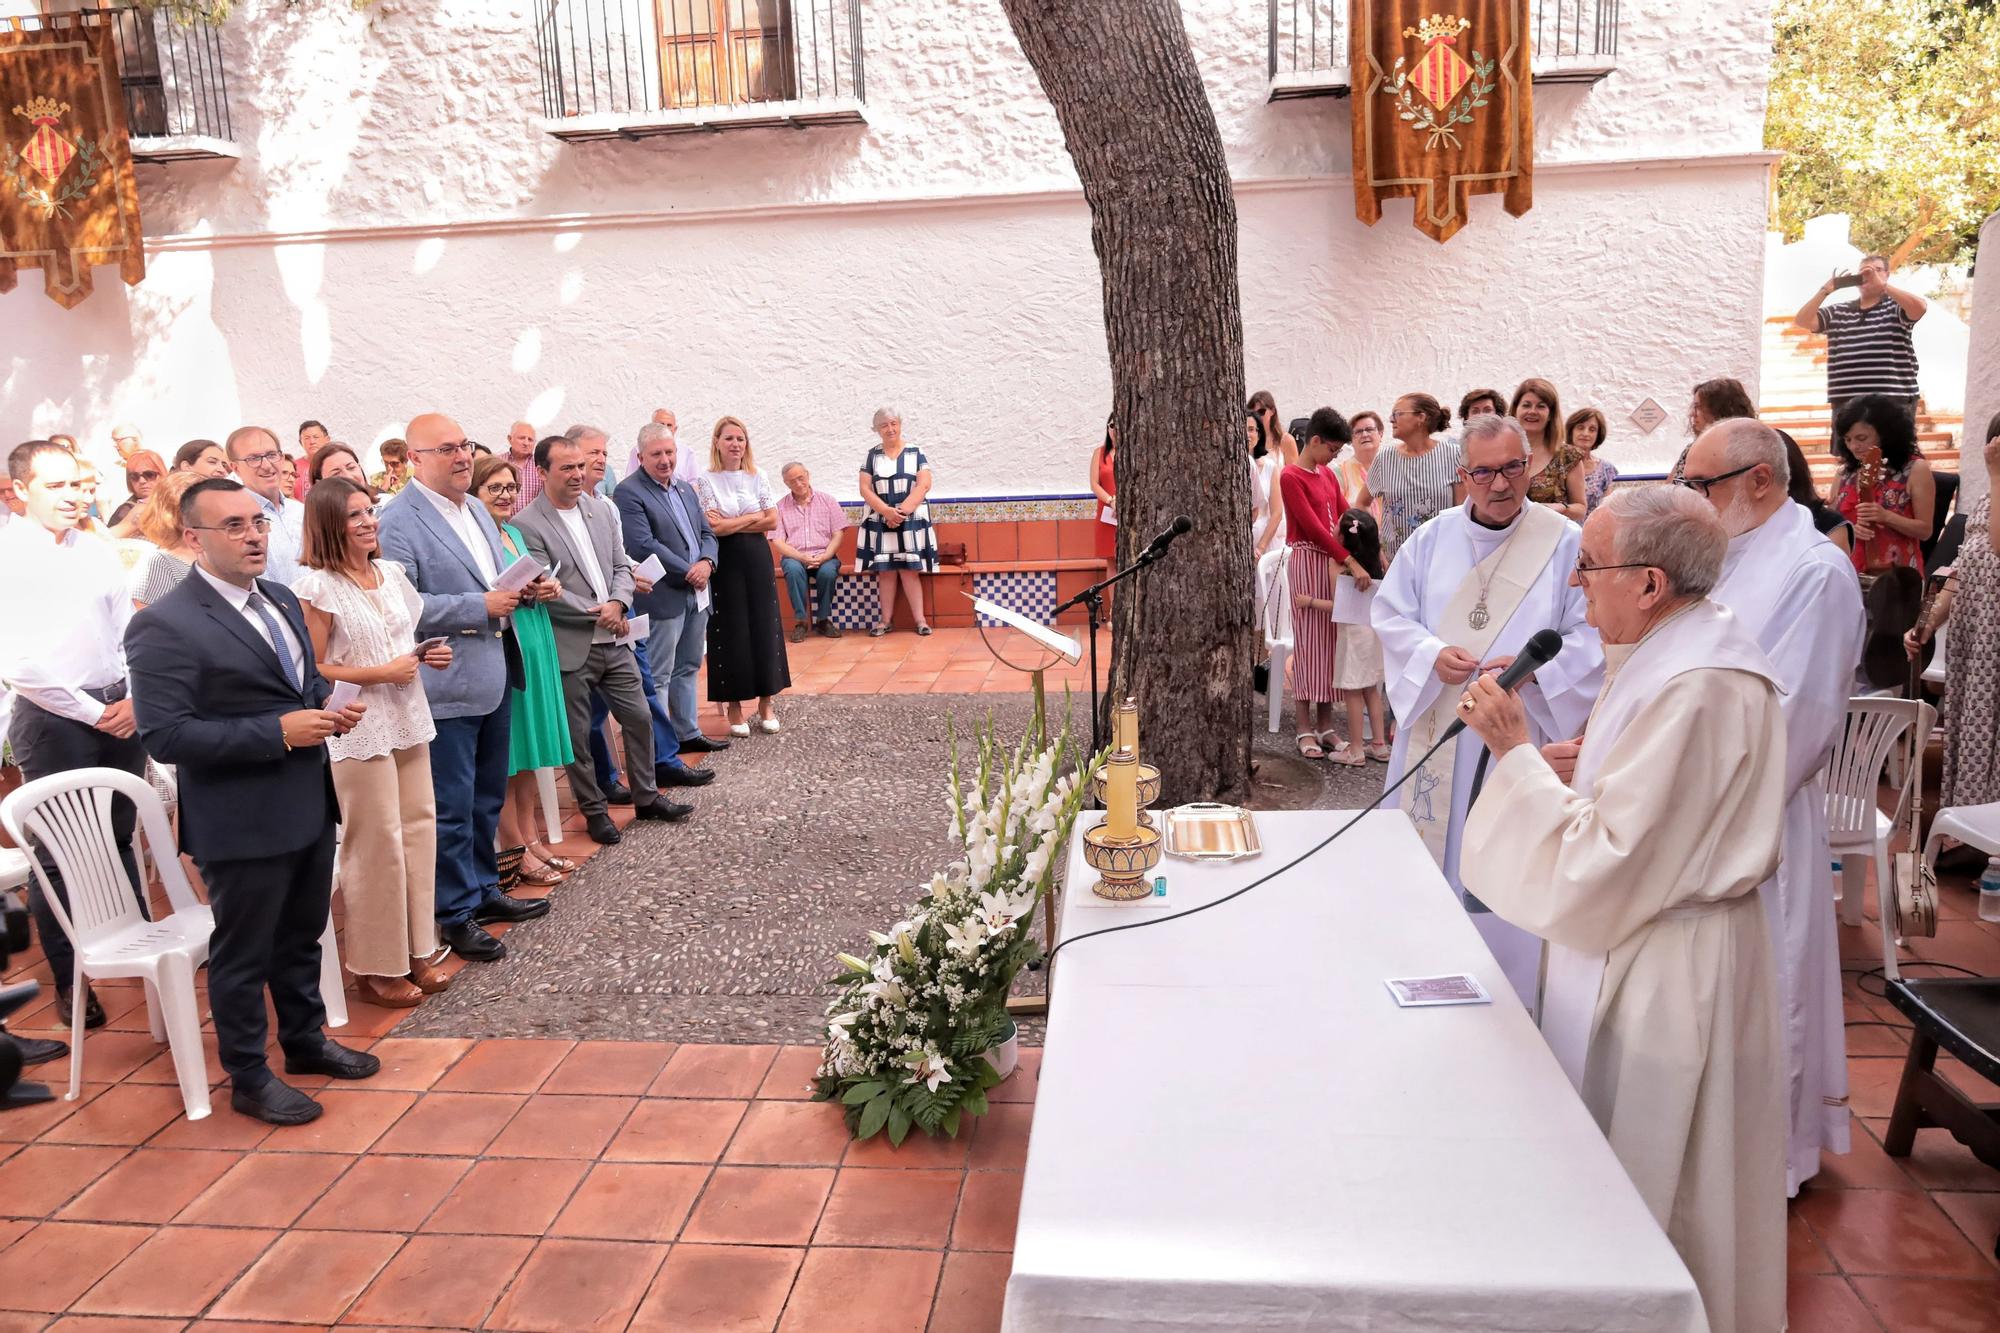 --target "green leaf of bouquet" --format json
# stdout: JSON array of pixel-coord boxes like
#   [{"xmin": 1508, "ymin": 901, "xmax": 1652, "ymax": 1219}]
[
  {"xmin": 857, "ymin": 1093, "xmax": 892, "ymax": 1140},
  {"xmin": 842, "ymin": 1081, "xmax": 887, "ymax": 1105},
  {"xmin": 887, "ymin": 1103, "xmax": 912, "ymax": 1145}
]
